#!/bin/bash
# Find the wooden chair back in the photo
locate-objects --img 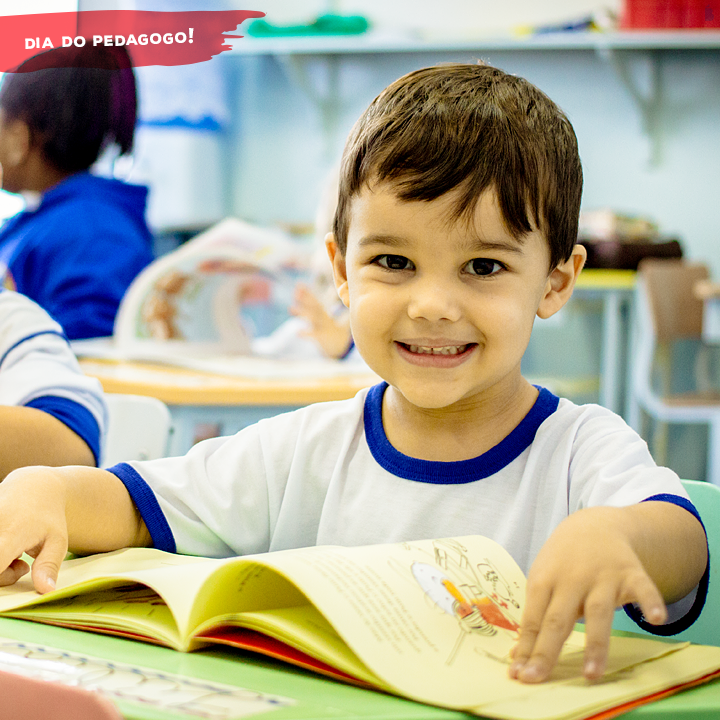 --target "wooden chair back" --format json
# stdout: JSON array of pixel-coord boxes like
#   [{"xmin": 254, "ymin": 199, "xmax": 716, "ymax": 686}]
[{"xmin": 638, "ymin": 258, "xmax": 709, "ymax": 342}]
